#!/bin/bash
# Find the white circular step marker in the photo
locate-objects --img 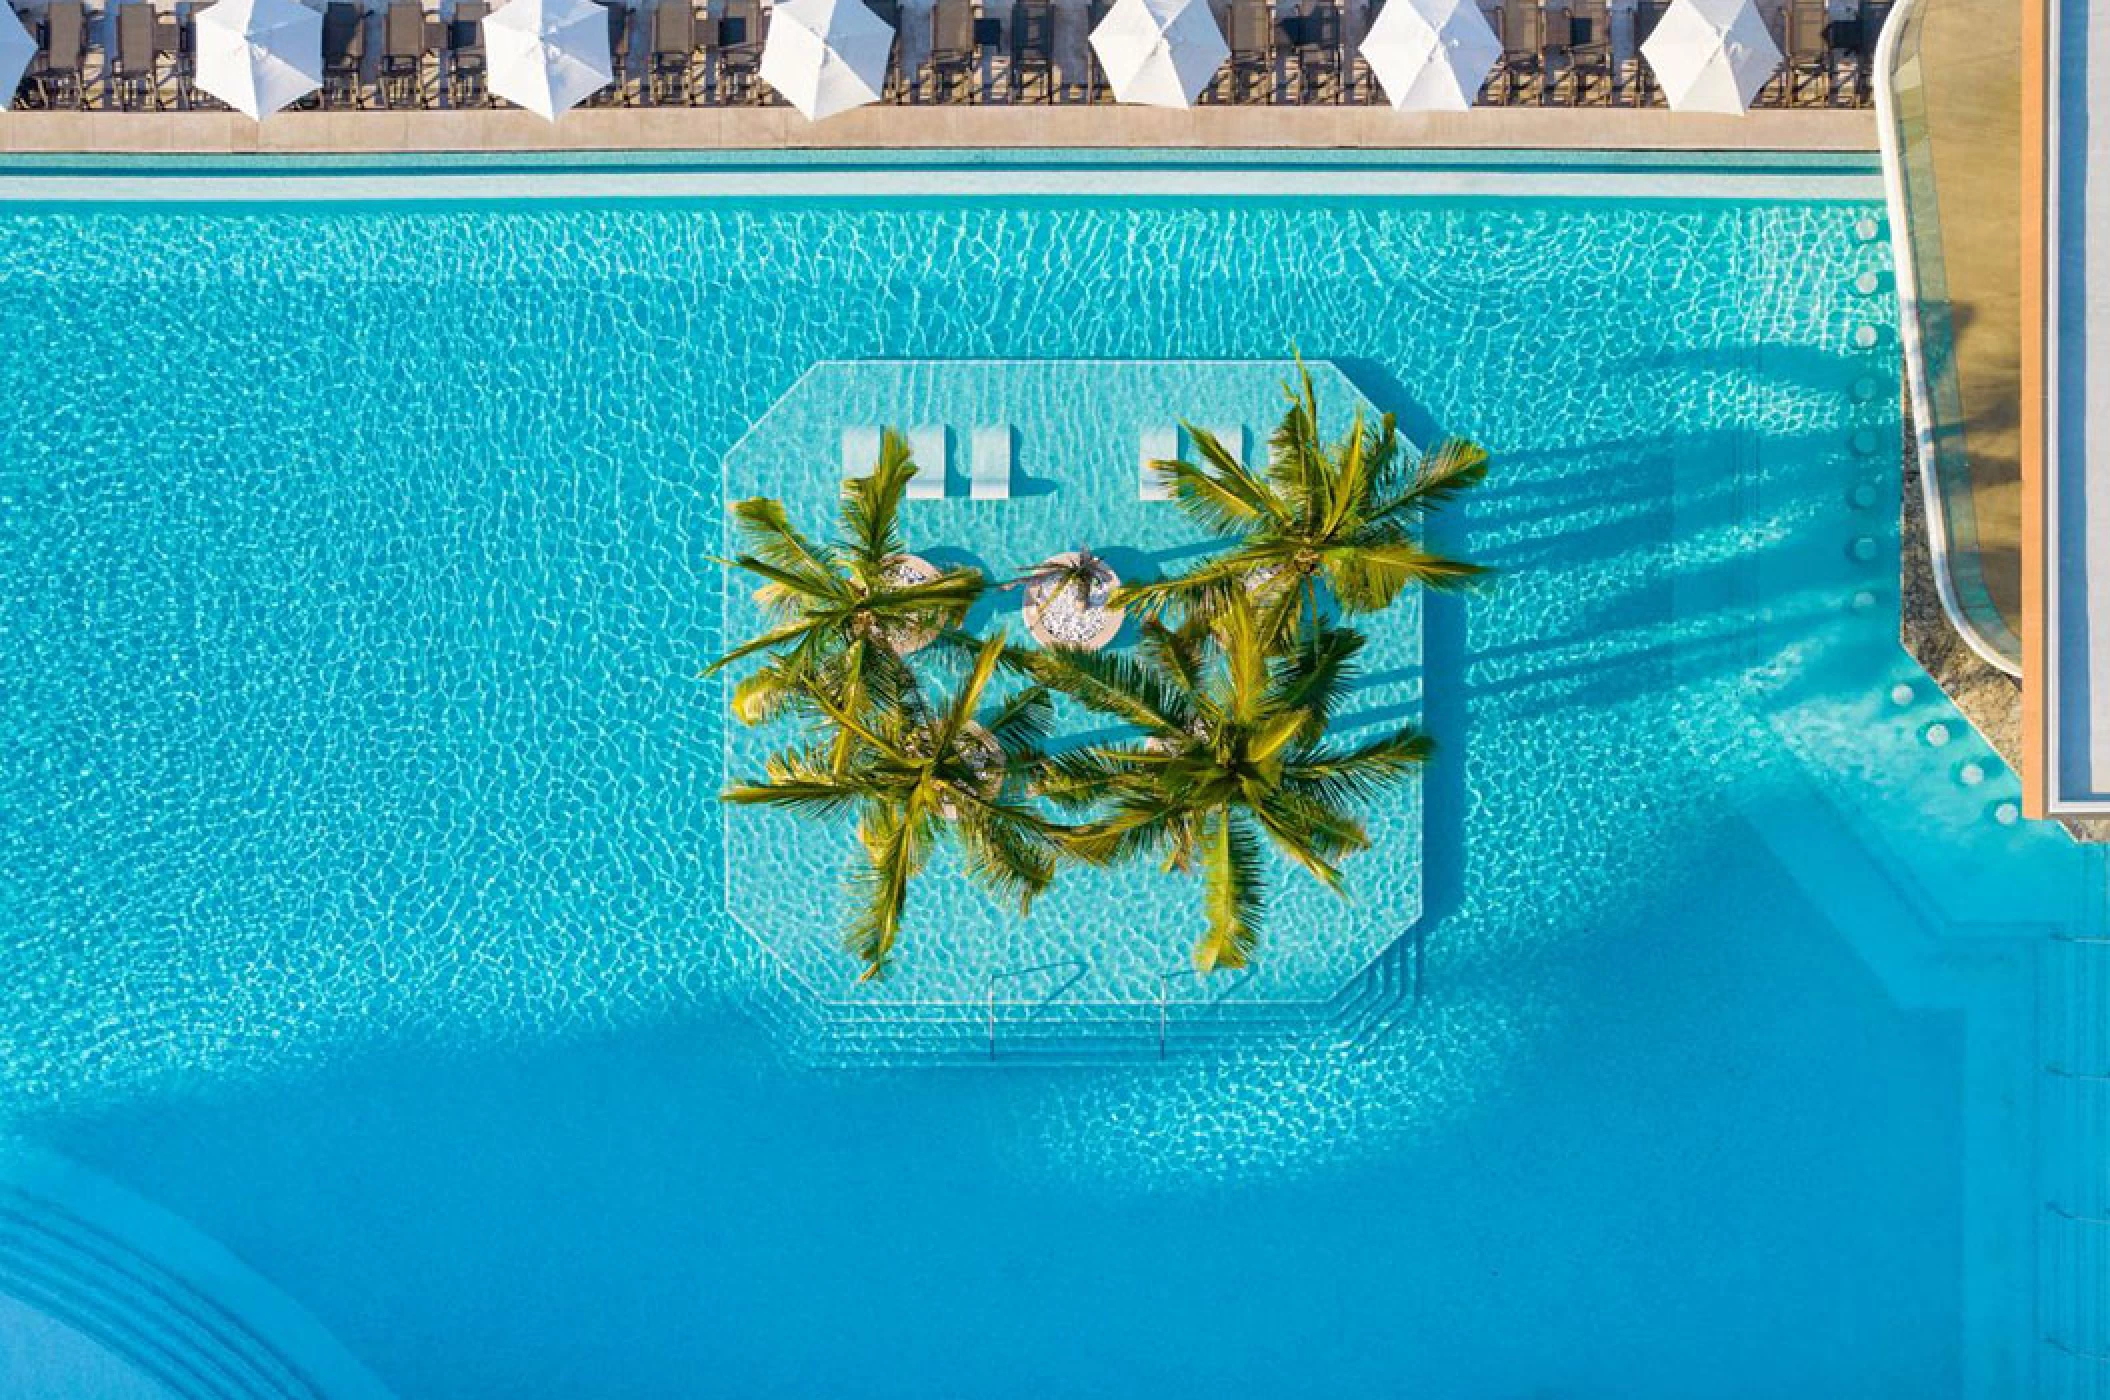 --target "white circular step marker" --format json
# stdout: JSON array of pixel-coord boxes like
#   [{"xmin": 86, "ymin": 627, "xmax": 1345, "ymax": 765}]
[
  {"xmin": 1853, "ymin": 269, "xmax": 1882, "ymax": 296},
  {"xmin": 1852, "ymin": 325, "xmax": 1881, "ymax": 350},
  {"xmin": 1924, "ymin": 722, "xmax": 1953, "ymax": 748},
  {"xmin": 1890, "ymin": 683, "xmax": 1916, "ymax": 706},
  {"xmin": 1993, "ymin": 801, "xmax": 2021, "ymax": 827},
  {"xmin": 1958, "ymin": 761, "xmax": 1986, "ymax": 787},
  {"xmin": 1854, "ymin": 216, "xmax": 1882, "ymax": 241},
  {"xmin": 1851, "ymin": 535, "xmax": 1879, "ymax": 563}
]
